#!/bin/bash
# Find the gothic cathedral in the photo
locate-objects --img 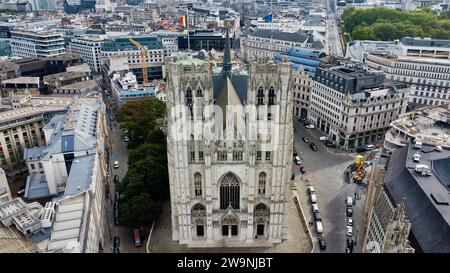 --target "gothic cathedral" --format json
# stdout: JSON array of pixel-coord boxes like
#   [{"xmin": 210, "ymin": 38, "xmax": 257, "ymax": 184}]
[{"xmin": 166, "ymin": 30, "xmax": 294, "ymax": 247}]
